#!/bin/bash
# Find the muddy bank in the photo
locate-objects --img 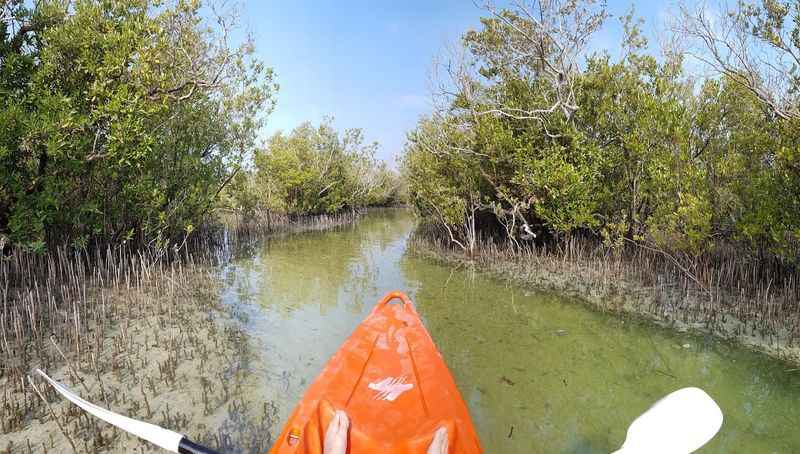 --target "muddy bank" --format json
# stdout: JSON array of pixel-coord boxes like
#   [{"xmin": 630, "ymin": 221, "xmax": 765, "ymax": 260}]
[
  {"xmin": 408, "ymin": 237, "xmax": 800, "ymax": 366},
  {"xmin": 1, "ymin": 265, "xmax": 277, "ymax": 453}
]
